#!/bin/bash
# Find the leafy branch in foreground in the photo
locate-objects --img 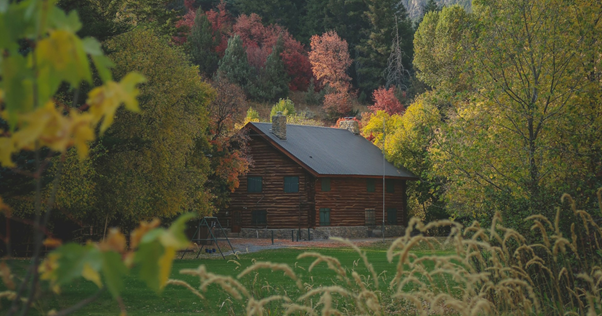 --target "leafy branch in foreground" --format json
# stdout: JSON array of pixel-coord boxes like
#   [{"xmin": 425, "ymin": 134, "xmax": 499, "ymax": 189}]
[{"xmin": 0, "ymin": 0, "xmax": 196, "ymax": 314}]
